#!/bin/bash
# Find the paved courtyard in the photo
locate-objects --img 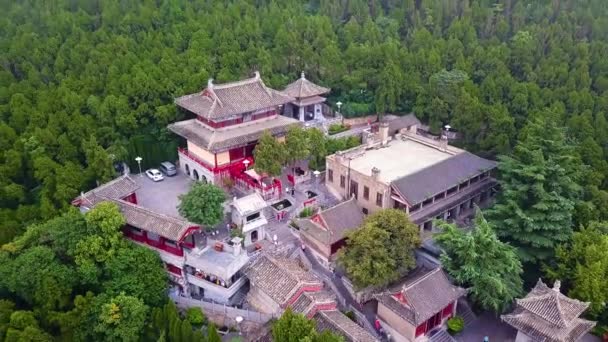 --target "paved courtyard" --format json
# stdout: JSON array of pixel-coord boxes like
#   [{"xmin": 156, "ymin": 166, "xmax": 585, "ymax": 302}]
[{"xmin": 133, "ymin": 172, "xmax": 194, "ymax": 219}]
